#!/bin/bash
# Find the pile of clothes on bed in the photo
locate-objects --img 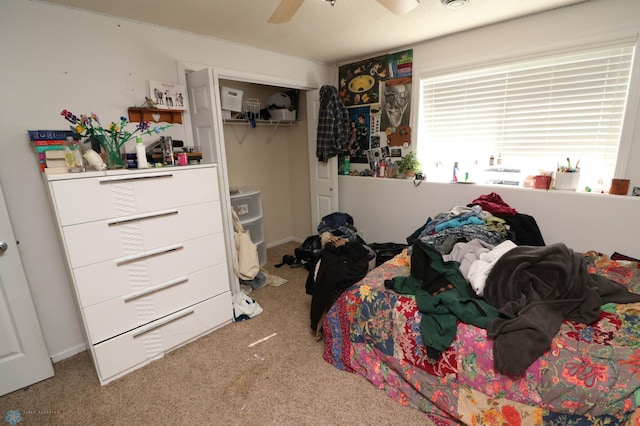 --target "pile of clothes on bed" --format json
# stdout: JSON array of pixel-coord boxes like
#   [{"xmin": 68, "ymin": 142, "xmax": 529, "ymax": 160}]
[
  {"xmin": 390, "ymin": 192, "xmax": 640, "ymax": 375},
  {"xmin": 323, "ymin": 192, "xmax": 640, "ymax": 424}
]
